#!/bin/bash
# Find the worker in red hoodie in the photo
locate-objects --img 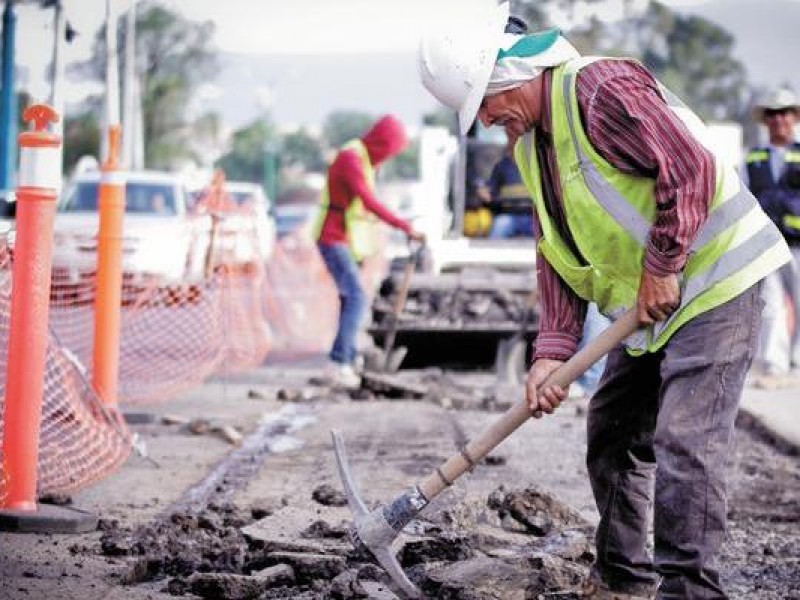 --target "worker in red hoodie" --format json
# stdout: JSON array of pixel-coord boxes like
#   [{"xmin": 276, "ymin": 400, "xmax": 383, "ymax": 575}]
[{"xmin": 314, "ymin": 115, "xmax": 425, "ymax": 387}]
